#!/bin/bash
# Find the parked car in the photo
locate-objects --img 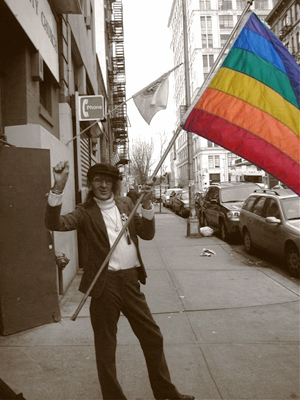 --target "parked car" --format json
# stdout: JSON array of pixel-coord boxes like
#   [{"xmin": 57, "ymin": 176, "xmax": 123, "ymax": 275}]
[
  {"xmin": 199, "ymin": 182, "xmax": 260, "ymax": 241},
  {"xmin": 162, "ymin": 188, "xmax": 181, "ymax": 207},
  {"xmin": 239, "ymin": 188, "xmax": 300, "ymax": 278},
  {"xmin": 173, "ymin": 189, "xmax": 190, "ymax": 217},
  {"xmin": 169, "ymin": 189, "xmax": 182, "ymax": 210}
]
